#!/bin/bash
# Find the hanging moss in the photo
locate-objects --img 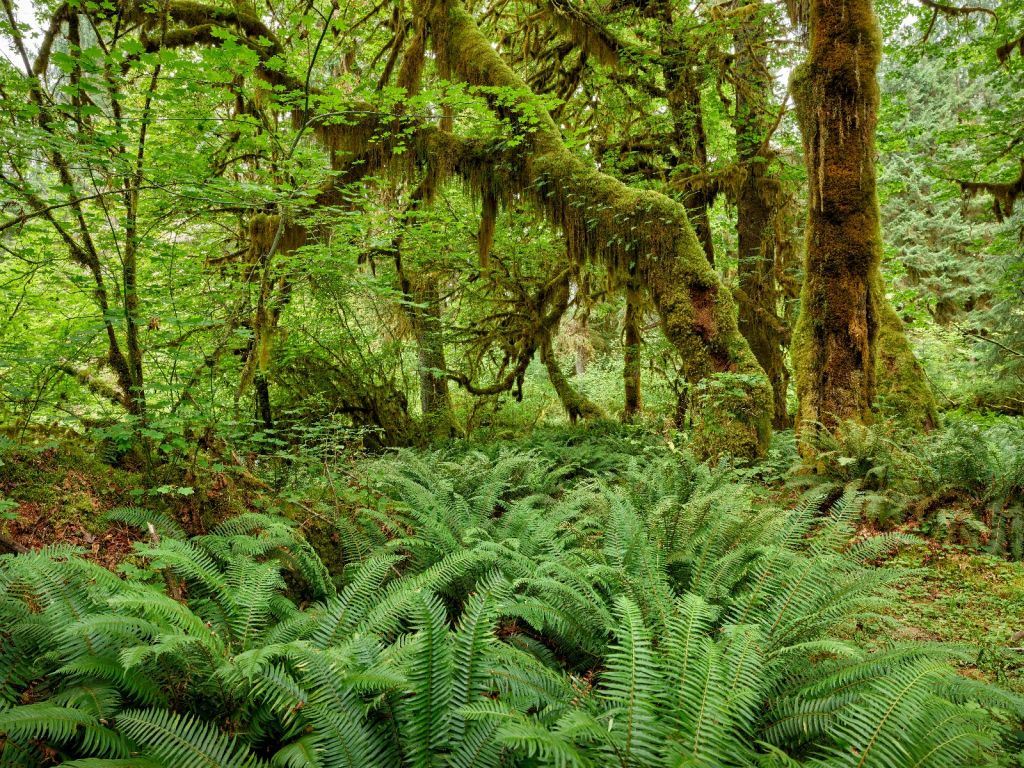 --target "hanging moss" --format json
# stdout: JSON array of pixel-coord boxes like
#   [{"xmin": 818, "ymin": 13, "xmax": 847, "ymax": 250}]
[
  {"xmin": 235, "ymin": 213, "xmax": 305, "ymax": 402},
  {"xmin": 960, "ymin": 158, "xmax": 1024, "ymax": 223},
  {"xmin": 420, "ymin": 0, "xmax": 773, "ymax": 459},
  {"xmin": 542, "ymin": 0, "xmax": 622, "ymax": 67}
]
